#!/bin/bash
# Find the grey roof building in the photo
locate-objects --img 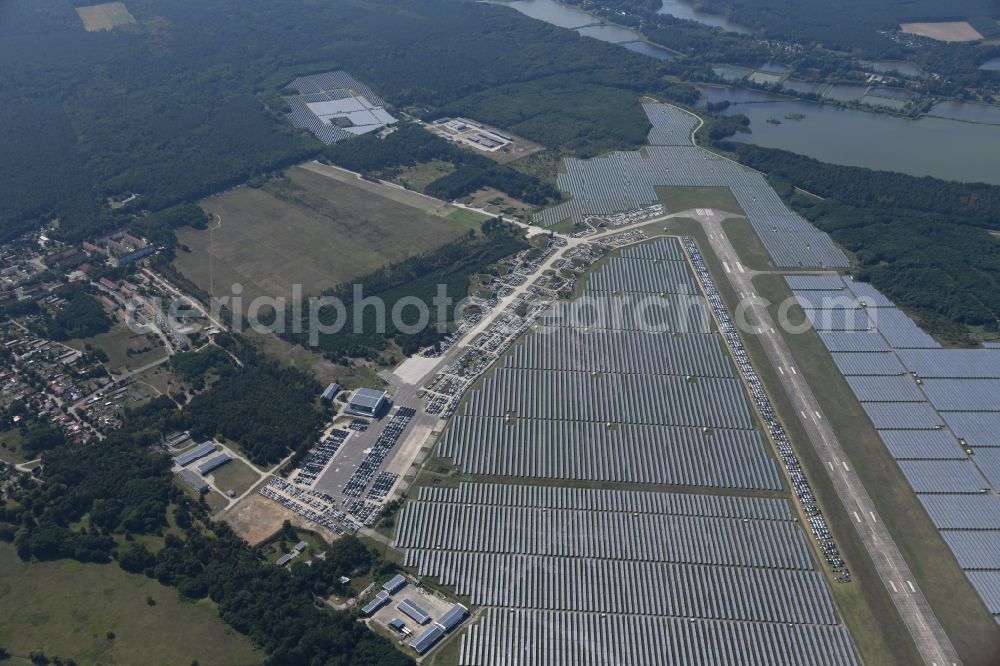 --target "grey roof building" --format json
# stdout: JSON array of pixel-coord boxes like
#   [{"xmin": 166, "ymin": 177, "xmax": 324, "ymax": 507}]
[
  {"xmin": 178, "ymin": 468, "xmax": 208, "ymax": 494},
  {"xmin": 321, "ymin": 382, "xmax": 342, "ymax": 402},
  {"xmin": 409, "ymin": 625, "xmax": 444, "ymax": 654},
  {"xmin": 196, "ymin": 452, "xmax": 231, "ymax": 476},
  {"xmin": 346, "ymin": 388, "xmax": 389, "ymax": 417},
  {"xmin": 361, "ymin": 590, "xmax": 390, "ymax": 616},
  {"xmin": 435, "ymin": 603, "xmax": 469, "ymax": 633},
  {"xmin": 397, "ymin": 598, "xmax": 430, "ymax": 625},
  {"xmin": 174, "ymin": 441, "xmax": 215, "ymax": 467},
  {"xmin": 382, "ymin": 574, "xmax": 407, "ymax": 595}
]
